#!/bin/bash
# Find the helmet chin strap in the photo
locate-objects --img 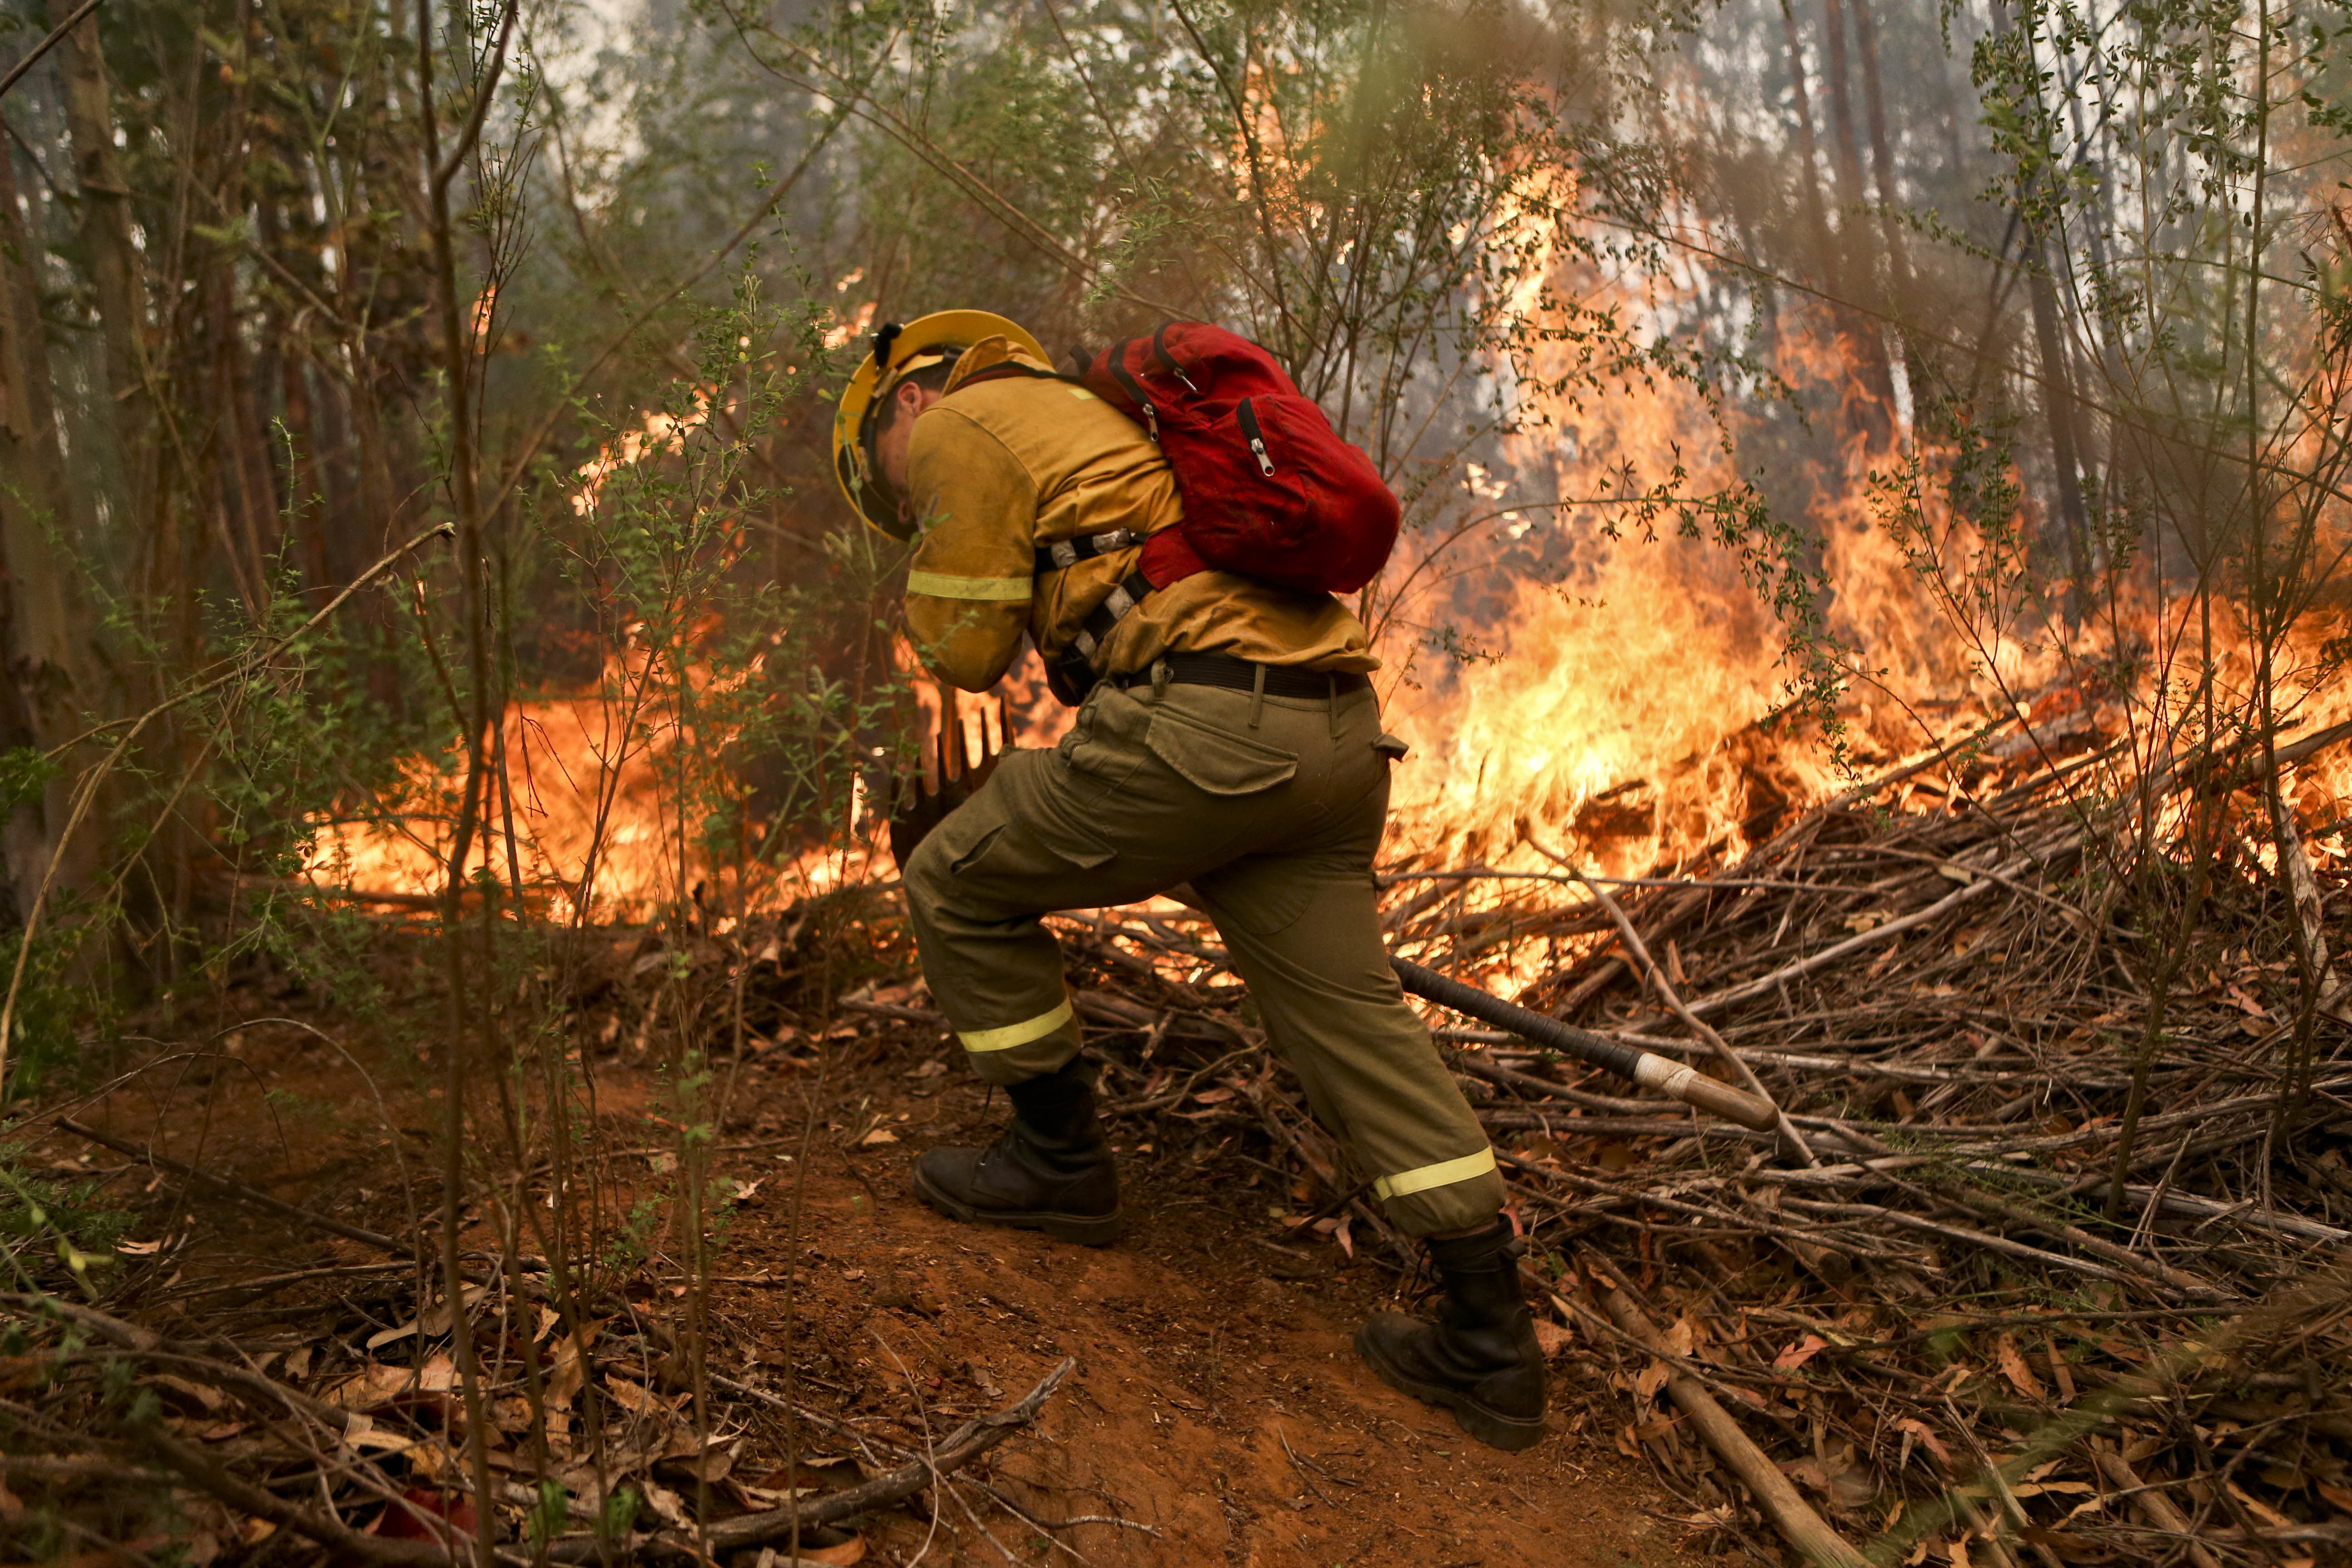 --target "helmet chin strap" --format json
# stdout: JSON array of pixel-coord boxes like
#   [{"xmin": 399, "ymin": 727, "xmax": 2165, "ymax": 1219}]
[
  {"xmin": 861, "ymin": 341, "xmax": 961, "ymax": 507},
  {"xmin": 857, "ymin": 323, "xmax": 906, "ymax": 504},
  {"xmin": 835, "ymin": 310, "xmax": 1044, "ymax": 535}
]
